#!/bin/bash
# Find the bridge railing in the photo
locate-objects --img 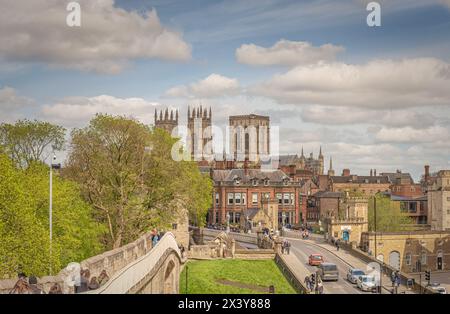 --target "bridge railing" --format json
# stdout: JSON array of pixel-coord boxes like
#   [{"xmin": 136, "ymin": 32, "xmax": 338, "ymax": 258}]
[{"xmin": 85, "ymin": 232, "xmax": 181, "ymax": 294}]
